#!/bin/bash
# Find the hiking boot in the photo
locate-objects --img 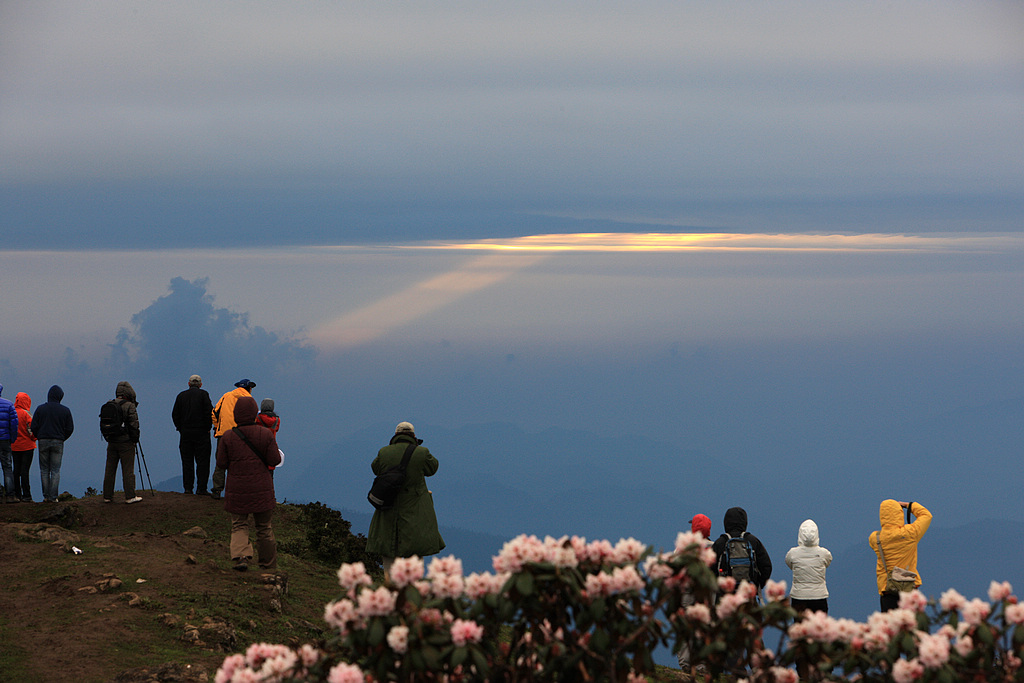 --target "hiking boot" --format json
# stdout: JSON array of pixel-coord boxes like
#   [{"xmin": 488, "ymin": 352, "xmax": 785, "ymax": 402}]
[
  {"xmin": 126, "ymin": 496, "xmax": 143, "ymax": 504},
  {"xmin": 208, "ymin": 491, "xmax": 221, "ymax": 500},
  {"xmin": 233, "ymin": 560, "xmax": 249, "ymax": 572}
]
